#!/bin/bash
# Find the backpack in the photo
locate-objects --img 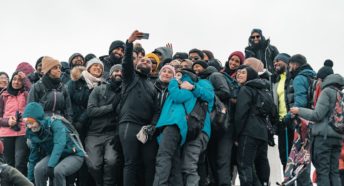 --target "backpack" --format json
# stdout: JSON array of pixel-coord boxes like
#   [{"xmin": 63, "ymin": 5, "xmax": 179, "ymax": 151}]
[
  {"xmin": 221, "ymin": 72, "xmax": 240, "ymax": 99},
  {"xmin": 50, "ymin": 115, "xmax": 88, "ymax": 157},
  {"xmin": 328, "ymin": 88, "xmax": 344, "ymax": 134},
  {"xmin": 184, "ymin": 99, "xmax": 208, "ymax": 141},
  {"xmin": 210, "ymin": 95, "xmax": 229, "ymax": 130},
  {"xmin": 302, "ymin": 75, "xmax": 317, "ymax": 109},
  {"xmin": 254, "ymin": 88, "xmax": 275, "ymax": 117}
]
